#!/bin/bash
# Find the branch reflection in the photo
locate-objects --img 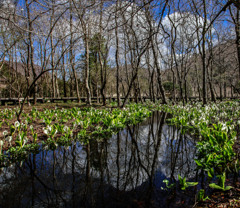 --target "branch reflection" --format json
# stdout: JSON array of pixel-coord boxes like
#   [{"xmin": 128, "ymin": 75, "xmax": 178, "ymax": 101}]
[{"xmin": 0, "ymin": 112, "xmax": 197, "ymax": 208}]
